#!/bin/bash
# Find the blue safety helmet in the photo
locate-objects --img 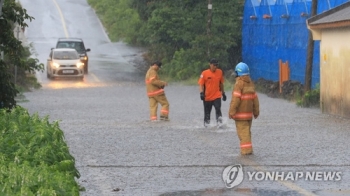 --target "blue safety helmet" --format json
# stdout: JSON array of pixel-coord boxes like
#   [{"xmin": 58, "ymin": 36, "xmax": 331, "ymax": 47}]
[{"xmin": 235, "ymin": 62, "xmax": 250, "ymax": 76}]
